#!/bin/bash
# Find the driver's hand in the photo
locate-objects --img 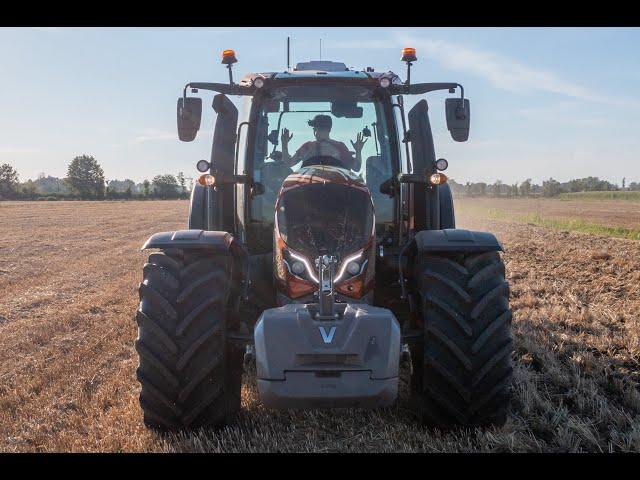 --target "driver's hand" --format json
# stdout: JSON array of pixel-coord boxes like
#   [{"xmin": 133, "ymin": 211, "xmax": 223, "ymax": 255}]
[
  {"xmin": 351, "ymin": 132, "xmax": 368, "ymax": 153},
  {"xmin": 281, "ymin": 128, "xmax": 293, "ymax": 146}
]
